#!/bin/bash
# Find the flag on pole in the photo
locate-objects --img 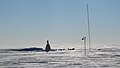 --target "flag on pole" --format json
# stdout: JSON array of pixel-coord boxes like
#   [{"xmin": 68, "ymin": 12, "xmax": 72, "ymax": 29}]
[{"xmin": 82, "ymin": 37, "xmax": 86, "ymax": 40}]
